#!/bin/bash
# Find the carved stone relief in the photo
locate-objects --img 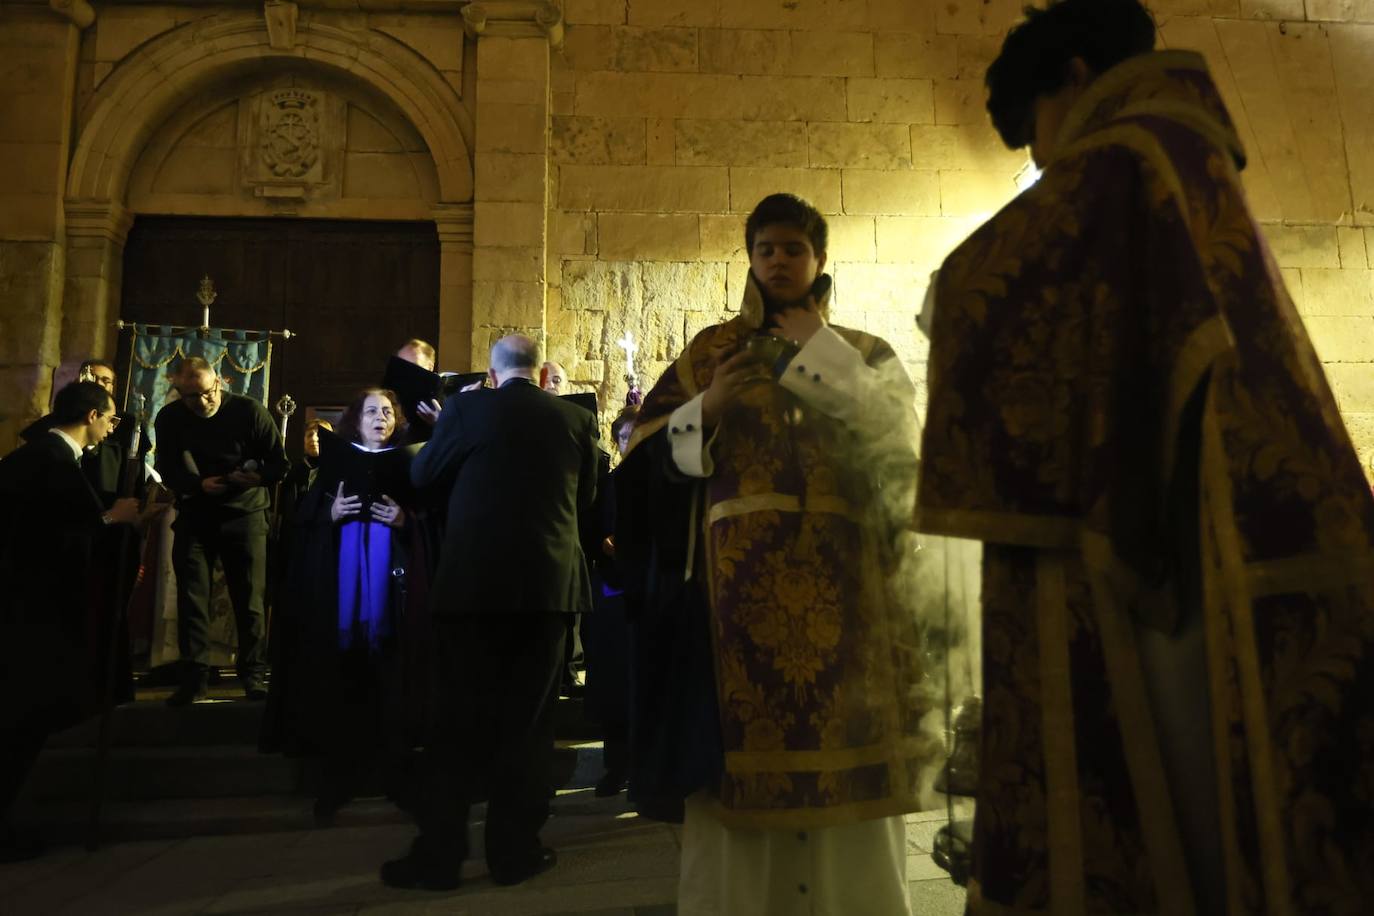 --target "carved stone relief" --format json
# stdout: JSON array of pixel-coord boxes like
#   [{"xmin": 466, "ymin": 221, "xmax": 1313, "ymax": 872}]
[{"xmin": 239, "ymin": 86, "xmax": 344, "ymax": 201}]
